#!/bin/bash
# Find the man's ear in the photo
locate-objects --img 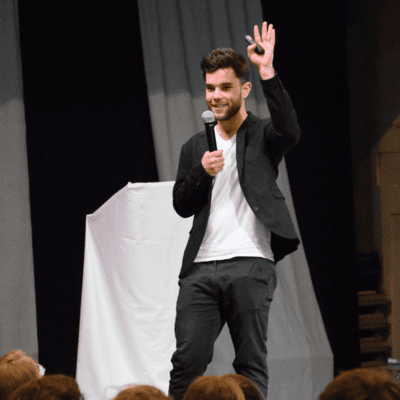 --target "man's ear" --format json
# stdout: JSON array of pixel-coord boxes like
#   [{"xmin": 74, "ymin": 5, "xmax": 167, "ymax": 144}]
[{"xmin": 242, "ymin": 81, "xmax": 252, "ymax": 99}]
